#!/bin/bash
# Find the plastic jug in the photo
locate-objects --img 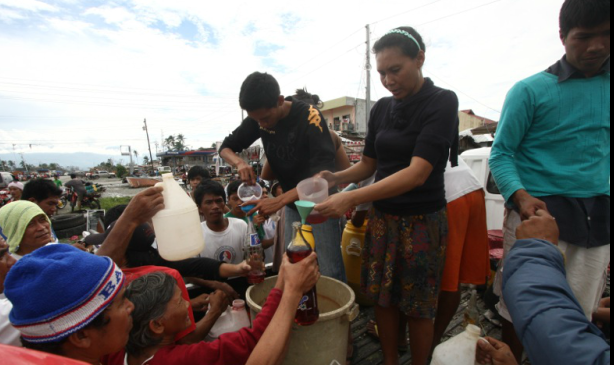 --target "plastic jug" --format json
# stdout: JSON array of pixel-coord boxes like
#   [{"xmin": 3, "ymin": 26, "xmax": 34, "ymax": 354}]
[
  {"xmin": 431, "ymin": 324, "xmax": 482, "ymax": 365},
  {"xmin": 297, "ymin": 177, "xmax": 329, "ymax": 224},
  {"xmin": 152, "ymin": 174, "xmax": 205, "ymax": 261},
  {"xmin": 206, "ymin": 300, "xmax": 252, "ymax": 341},
  {"xmin": 341, "ymin": 221, "xmax": 374, "ymax": 306}
]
